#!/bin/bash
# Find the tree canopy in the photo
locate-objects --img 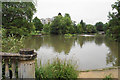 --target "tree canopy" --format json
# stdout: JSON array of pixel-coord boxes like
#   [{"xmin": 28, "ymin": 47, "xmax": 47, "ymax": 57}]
[
  {"xmin": 95, "ymin": 22, "xmax": 104, "ymax": 31},
  {"xmin": 50, "ymin": 13, "xmax": 74, "ymax": 34},
  {"xmin": 33, "ymin": 17, "xmax": 43, "ymax": 31},
  {"xmin": 107, "ymin": 0, "xmax": 120, "ymax": 41},
  {"xmin": 2, "ymin": 2, "xmax": 36, "ymax": 37}
]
